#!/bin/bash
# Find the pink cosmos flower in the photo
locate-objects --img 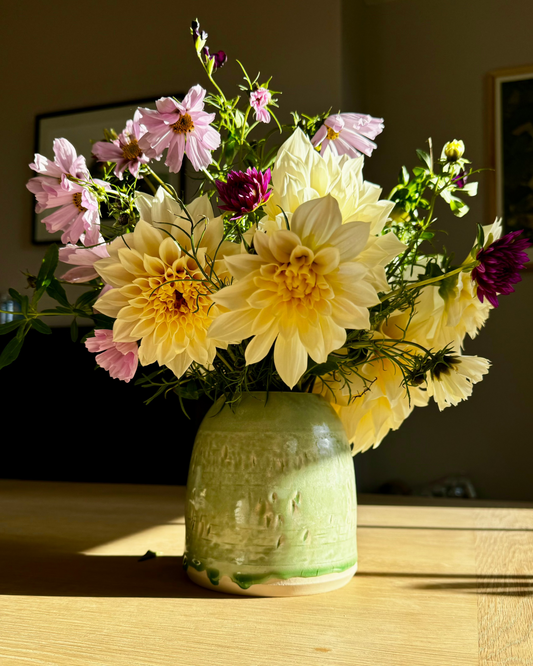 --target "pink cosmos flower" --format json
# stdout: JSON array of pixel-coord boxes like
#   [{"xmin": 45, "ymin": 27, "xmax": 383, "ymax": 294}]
[
  {"xmin": 85, "ymin": 329, "xmax": 138, "ymax": 383},
  {"xmin": 59, "ymin": 237, "xmax": 110, "ymax": 283},
  {"xmin": 92, "ymin": 112, "xmax": 155, "ymax": 180},
  {"xmin": 137, "ymin": 85, "xmax": 221, "ymax": 173},
  {"xmin": 312, "ymin": 113, "xmax": 384, "ymax": 158},
  {"xmin": 42, "ymin": 175, "xmax": 102, "ymax": 246},
  {"xmin": 27, "ymin": 138, "xmax": 89, "ymax": 213},
  {"xmin": 250, "ymin": 88, "xmax": 271, "ymax": 124}
]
